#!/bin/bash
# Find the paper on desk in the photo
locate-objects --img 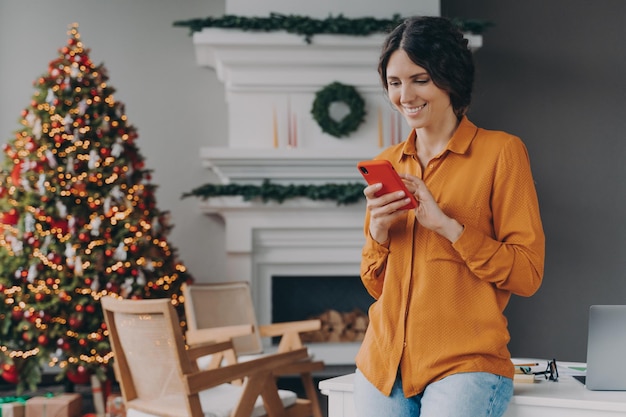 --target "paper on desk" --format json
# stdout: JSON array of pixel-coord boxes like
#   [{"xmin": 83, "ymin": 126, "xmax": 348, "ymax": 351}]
[{"xmin": 558, "ymin": 362, "xmax": 587, "ymax": 376}]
